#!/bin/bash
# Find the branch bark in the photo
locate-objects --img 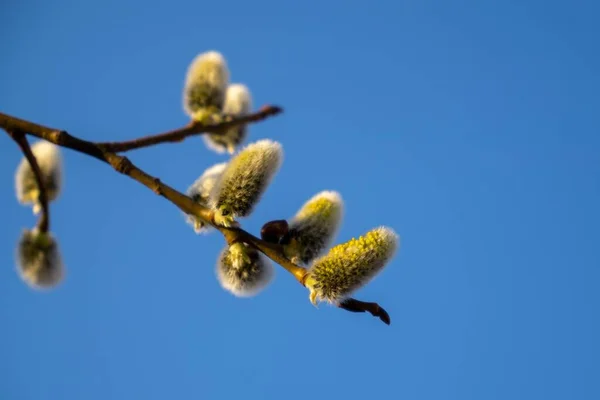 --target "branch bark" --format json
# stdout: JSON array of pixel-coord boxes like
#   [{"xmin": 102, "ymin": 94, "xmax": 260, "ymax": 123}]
[
  {"xmin": 96, "ymin": 105, "xmax": 283, "ymax": 152},
  {"xmin": 0, "ymin": 110, "xmax": 390, "ymax": 325}
]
